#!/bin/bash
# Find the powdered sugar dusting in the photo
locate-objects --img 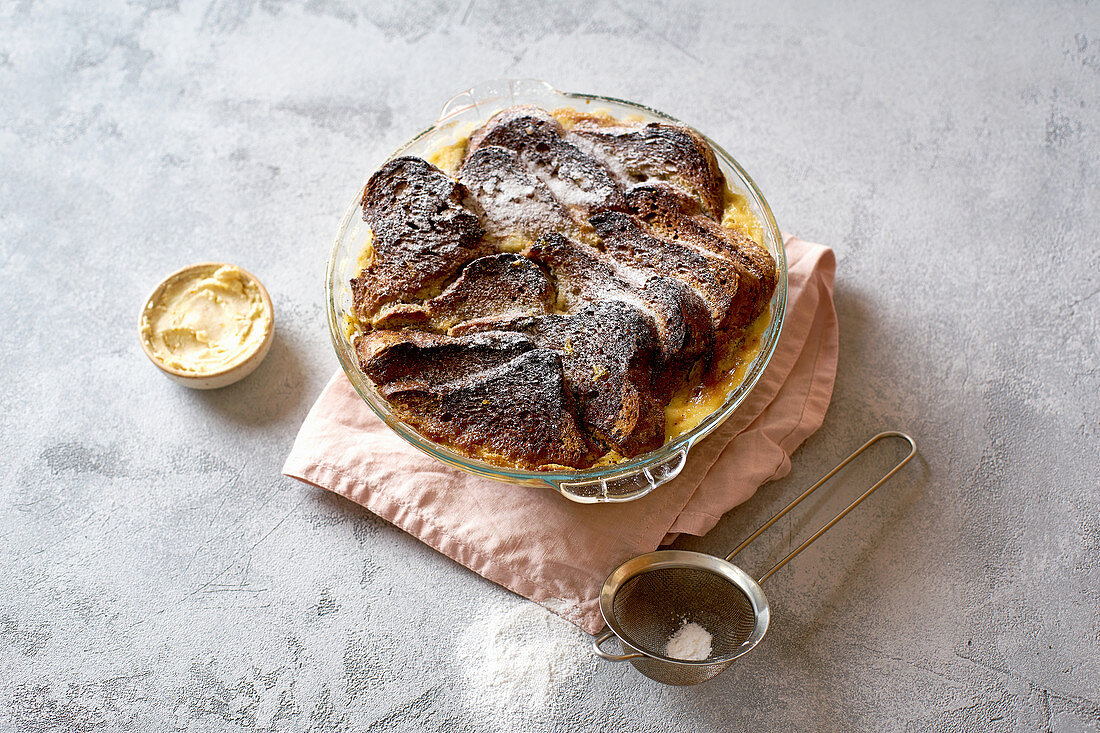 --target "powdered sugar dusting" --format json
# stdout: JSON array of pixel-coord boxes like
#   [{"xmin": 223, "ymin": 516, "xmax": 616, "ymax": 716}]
[
  {"xmin": 457, "ymin": 599, "xmax": 596, "ymax": 730},
  {"xmin": 463, "ymin": 157, "xmax": 566, "ymax": 238},
  {"xmin": 664, "ymin": 620, "xmax": 712, "ymax": 661},
  {"xmin": 539, "ymin": 169, "xmax": 605, "ymax": 207},
  {"xmin": 568, "ymin": 130, "xmax": 634, "ymax": 184}
]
